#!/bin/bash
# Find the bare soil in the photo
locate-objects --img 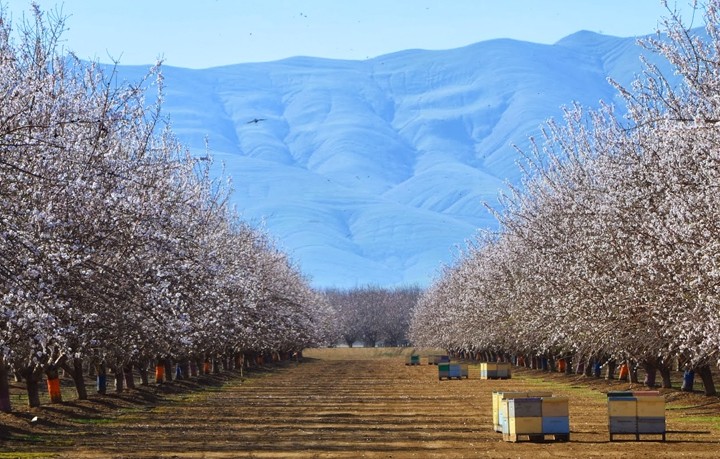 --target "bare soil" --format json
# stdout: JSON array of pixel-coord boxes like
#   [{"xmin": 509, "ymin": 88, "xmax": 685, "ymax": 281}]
[{"xmin": 1, "ymin": 348, "xmax": 719, "ymax": 458}]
